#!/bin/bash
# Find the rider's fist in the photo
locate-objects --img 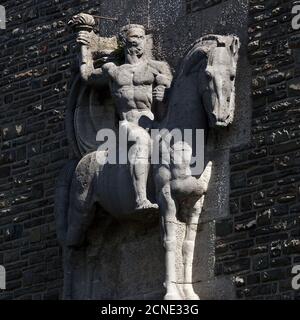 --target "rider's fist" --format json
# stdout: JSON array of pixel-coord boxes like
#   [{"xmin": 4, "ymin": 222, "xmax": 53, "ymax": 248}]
[
  {"xmin": 153, "ymin": 85, "xmax": 166, "ymax": 102},
  {"xmin": 76, "ymin": 30, "xmax": 98, "ymax": 50}
]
